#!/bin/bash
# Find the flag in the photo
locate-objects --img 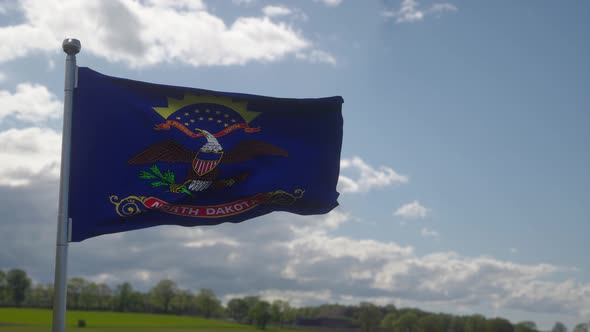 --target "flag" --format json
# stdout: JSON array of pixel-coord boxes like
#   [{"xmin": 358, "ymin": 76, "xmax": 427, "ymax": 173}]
[{"xmin": 68, "ymin": 67, "xmax": 343, "ymax": 242}]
